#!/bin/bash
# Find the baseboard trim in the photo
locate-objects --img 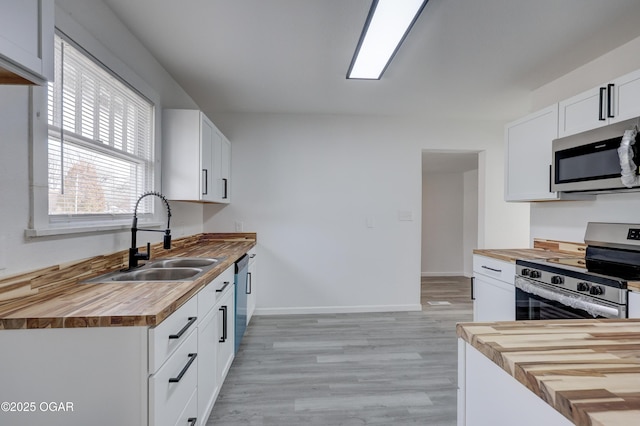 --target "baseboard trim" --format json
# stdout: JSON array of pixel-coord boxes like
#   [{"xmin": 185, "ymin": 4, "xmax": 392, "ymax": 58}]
[
  {"xmin": 254, "ymin": 304, "xmax": 422, "ymax": 316},
  {"xmin": 421, "ymin": 272, "xmax": 466, "ymax": 277}
]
